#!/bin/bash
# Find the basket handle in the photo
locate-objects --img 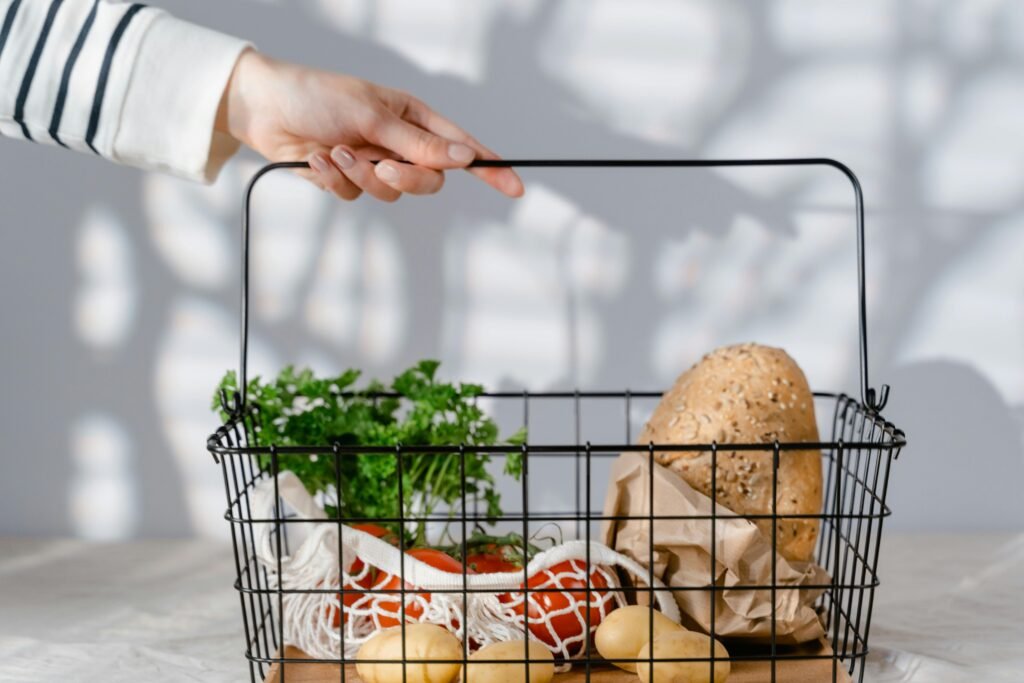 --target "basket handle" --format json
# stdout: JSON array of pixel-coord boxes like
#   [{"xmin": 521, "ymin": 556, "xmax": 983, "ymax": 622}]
[{"xmin": 226, "ymin": 158, "xmax": 889, "ymax": 416}]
